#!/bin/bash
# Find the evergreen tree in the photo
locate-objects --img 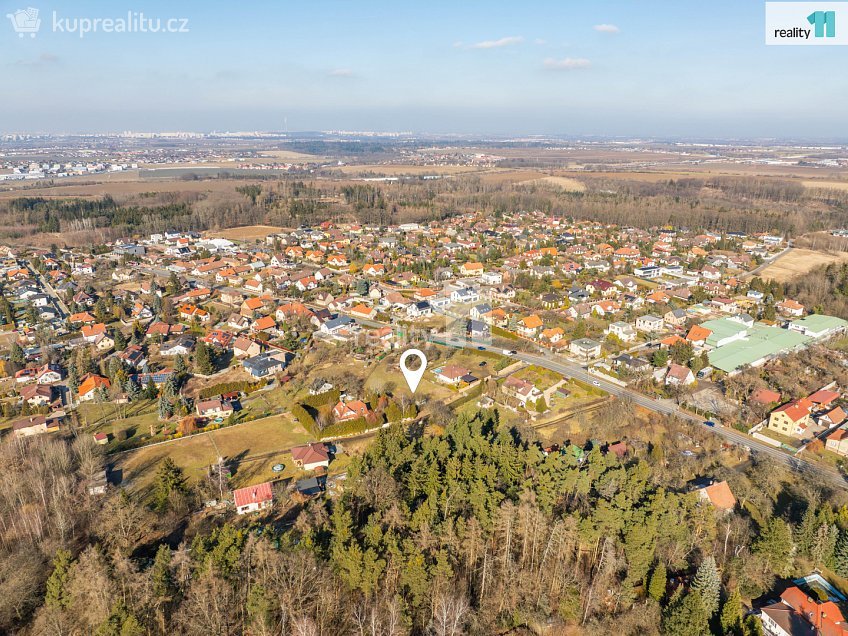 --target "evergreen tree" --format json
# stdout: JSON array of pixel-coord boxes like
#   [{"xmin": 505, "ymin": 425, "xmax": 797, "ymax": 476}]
[
  {"xmin": 153, "ymin": 458, "xmax": 186, "ymax": 512},
  {"xmin": 174, "ymin": 354, "xmax": 188, "ymax": 377},
  {"xmin": 795, "ymin": 505, "xmax": 818, "ymax": 558},
  {"xmin": 151, "ymin": 544, "xmax": 174, "ymax": 599},
  {"xmin": 690, "ymin": 556, "xmax": 721, "ymax": 616},
  {"xmin": 753, "ymin": 518, "xmax": 794, "ymax": 576},
  {"xmin": 662, "ymin": 590, "xmax": 710, "ymax": 636},
  {"xmin": 9, "ymin": 342, "xmax": 25, "ymax": 366},
  {"xmin": 45, "ymin": 548, "xmax": 73, "ymax": 609},
  {"xmin": 652, "ymin": 348, "xmax": 669, "ymax": 367},
  {"xmin": 720, "ymin": 588, "xmax": 743, "ymax": 635},
  {"xmin": 648, "ymin": 562, "xmax": 667, "ymax": 602},
  {"xmin": 157, "ymin": 395, "xmax": 173, "ymax": 421},
  {"xmin": 834, "ymin": 528, "xmax": 848, "ymax": 577},
  {"xmin": 194, "ymin": 341, "xmax": 214, "ymax": 375},
  {"xmin": 113, "ymin": 329, "xmax": 127, "ymax": 351}
]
